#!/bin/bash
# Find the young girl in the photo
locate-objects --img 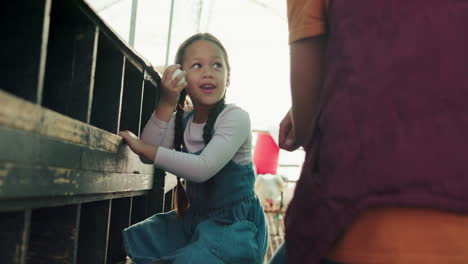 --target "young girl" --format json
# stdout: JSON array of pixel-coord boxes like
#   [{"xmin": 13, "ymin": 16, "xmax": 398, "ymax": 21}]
[{"xmin": 119, "ymin": 33, "xmax": 268, "ymax": 264}]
